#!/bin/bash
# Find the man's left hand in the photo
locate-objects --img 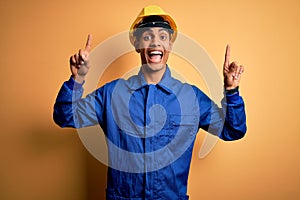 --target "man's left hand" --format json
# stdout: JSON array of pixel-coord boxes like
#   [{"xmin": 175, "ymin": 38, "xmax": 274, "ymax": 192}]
[{"xmin": 223, "ymin": 45, "xmax": 244, "ymax": 90}]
